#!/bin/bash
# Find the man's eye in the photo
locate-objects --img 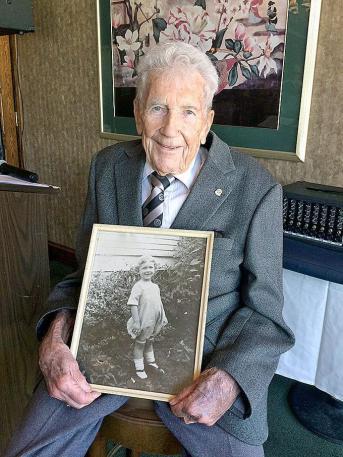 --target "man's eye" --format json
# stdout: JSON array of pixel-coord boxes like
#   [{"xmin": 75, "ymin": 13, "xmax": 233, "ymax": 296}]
[
  {"xmin": 185, "ymin": 109, "xmax": 195, "ymax": 116},
  {"xmin": 151, "ymin": 106, "xmax": 164, "ymax": 113}
]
